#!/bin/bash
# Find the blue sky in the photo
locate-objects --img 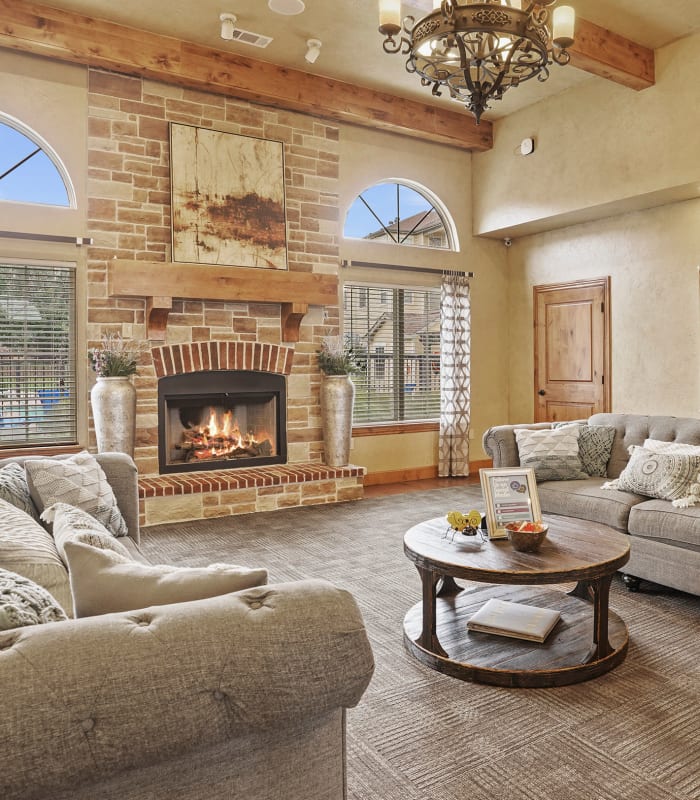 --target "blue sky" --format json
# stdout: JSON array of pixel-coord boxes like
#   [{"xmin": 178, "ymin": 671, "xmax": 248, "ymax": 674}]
[
  {"xmin": 344, "ymin": 182, "xmax": 433, "ymax": 239},
  {"xmin": 0, "ymin": 123, "xmax": 69, "ymax": 206}
]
